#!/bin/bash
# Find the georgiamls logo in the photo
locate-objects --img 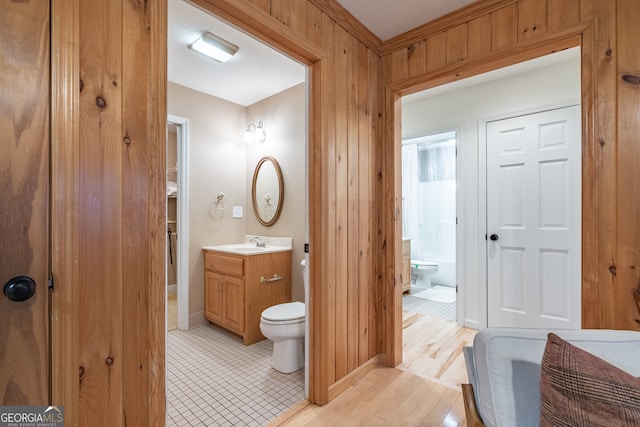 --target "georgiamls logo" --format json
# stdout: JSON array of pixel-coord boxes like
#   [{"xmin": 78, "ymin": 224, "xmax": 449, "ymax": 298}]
[
  {"xmin": 45, "ymin": 406, "xmax": 62, "ymax": 415},
  {"xmin": 0, "ymin": 405, "xmax": 64, "ymax": 426}
]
